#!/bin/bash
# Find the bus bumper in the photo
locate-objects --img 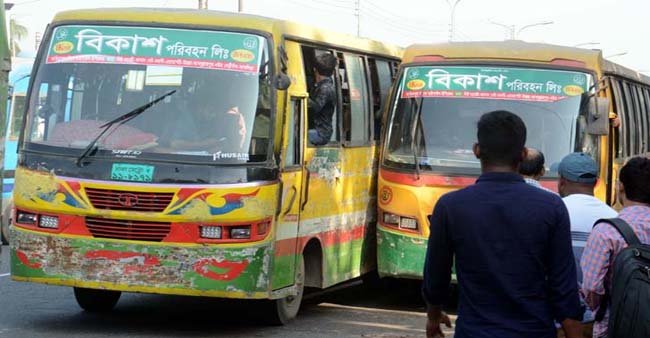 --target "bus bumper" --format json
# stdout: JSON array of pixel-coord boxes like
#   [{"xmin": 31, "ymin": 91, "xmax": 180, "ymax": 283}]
[
  {"xmin": 10, "ymin": 227, "xmax": 275, "ymax": 299},
  {"xmin": 376, "ymin": 226, "xmax": 427, "ymax": 279}
]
